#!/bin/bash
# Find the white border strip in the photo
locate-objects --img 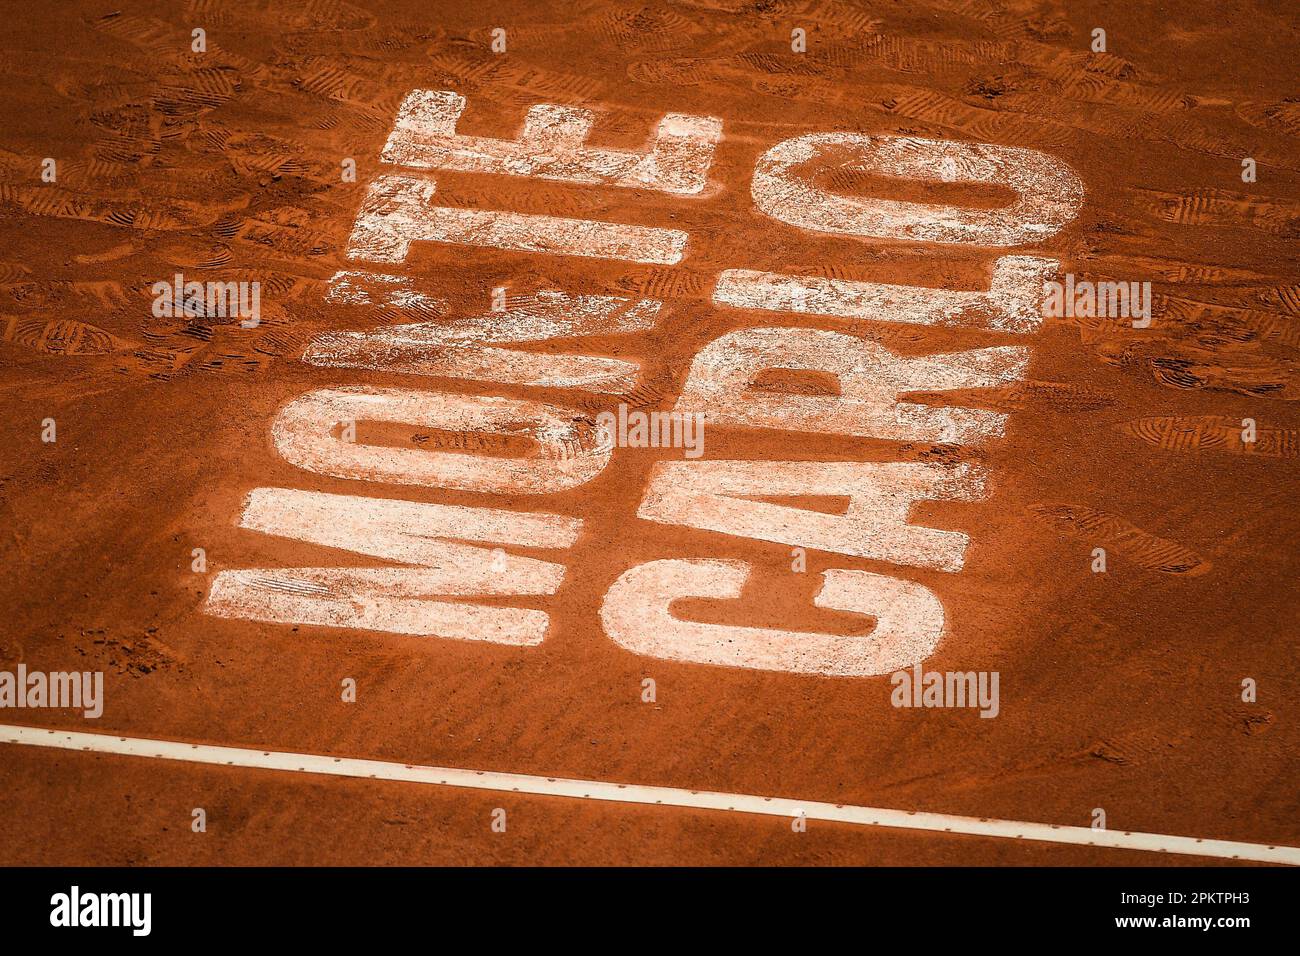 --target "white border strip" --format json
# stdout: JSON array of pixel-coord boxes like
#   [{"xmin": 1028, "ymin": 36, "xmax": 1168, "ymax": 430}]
[{"xmin": 4, "ymin": 724, "xmax": 1296, "ymax": 865}]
